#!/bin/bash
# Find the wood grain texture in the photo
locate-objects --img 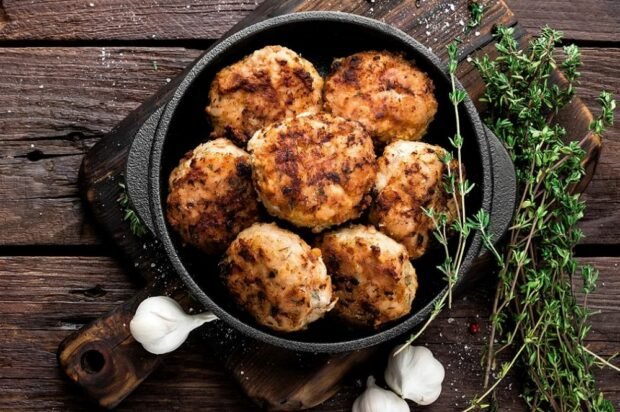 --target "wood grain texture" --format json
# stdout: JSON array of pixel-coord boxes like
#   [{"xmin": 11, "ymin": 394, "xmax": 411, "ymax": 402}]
[
  {"xmin": 570, "ymin": 48, "xmax": 620, "ymax": 245},
  {"xmin": 507, "ymin": 0, "xmax": 620, "ymax": 43},
  {"xmin": 0, "ymin": 0, "xmax": 262, "ymax": 41},
  {"xmin": 0, "ymin": 0, "xmax": 618, "ymax": 410},
  {"xmin": 1, "ymin": 0, "xmax": 618, "ymax": 43},
  {"xmin": 1, "ymin": 256, "xmax": 618, "ymax": 410},
  {"xmin": 1, "ymin": 47, "xmax": 617, "ymax": 246},
  {"xmin": 0, "ymin": 47, "xmax": 200, "ymax": 246},
  {"xmin": 61, "ymin": 1, "xmax": 588, "ymax": 408},
  {"xmin": 0, "ymin": 47, "xmax": 201, "ymax": 141}
]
